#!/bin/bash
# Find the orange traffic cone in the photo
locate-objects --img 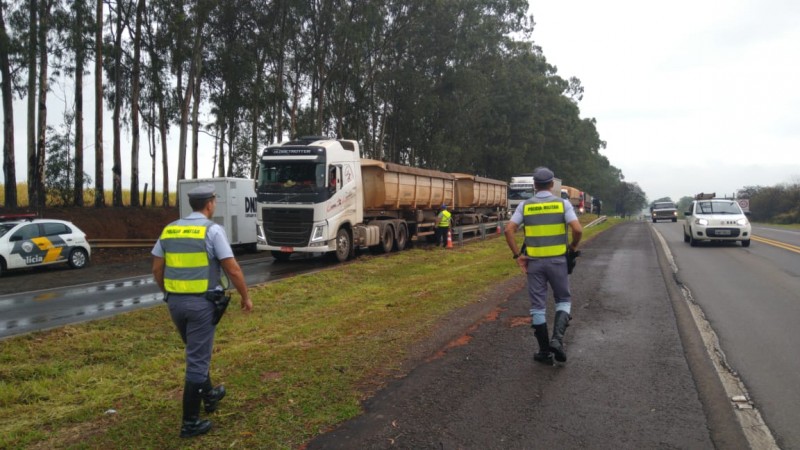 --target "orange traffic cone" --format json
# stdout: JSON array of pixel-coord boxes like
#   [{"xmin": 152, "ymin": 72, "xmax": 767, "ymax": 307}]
[
  {"xmin": 446, "ymin": 228, "xmax": 454, "ymax": 249},
  {"xmin": 496, "ymin": 223, "xmax": 502, "ymax": 234}
]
